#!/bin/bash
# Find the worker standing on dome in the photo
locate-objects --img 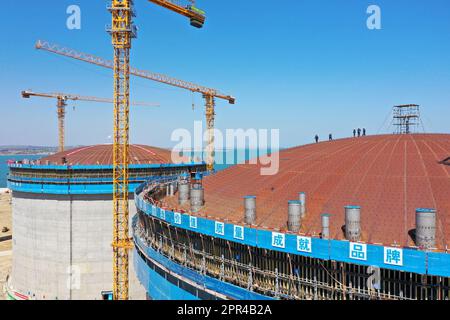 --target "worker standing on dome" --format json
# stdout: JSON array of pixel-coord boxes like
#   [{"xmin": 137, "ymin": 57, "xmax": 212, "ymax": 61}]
[
  {"xmin": 315, "ymin": 135, "xmax": 319, "ymax": 143},
  {"xmin": 353, "ymin": 129, "xmax": 356, "ymax": 137}
]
